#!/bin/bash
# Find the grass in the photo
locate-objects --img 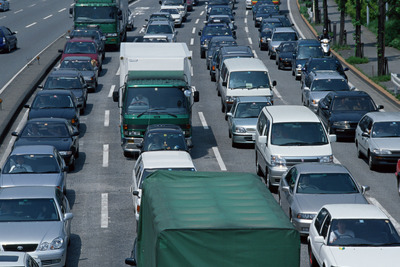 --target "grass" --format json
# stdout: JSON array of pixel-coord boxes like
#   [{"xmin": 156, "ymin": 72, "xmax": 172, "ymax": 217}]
[
  {"xmin": 370, "ymin": 75, "xmax": 391, "ymax": 83},
  {"xmin": 331, "ymin": 44, "xmax": 351, "ymax": 51},
  {"xmin": 346, "ymin": 56, "xmax": 369, "ymax": 65}
]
